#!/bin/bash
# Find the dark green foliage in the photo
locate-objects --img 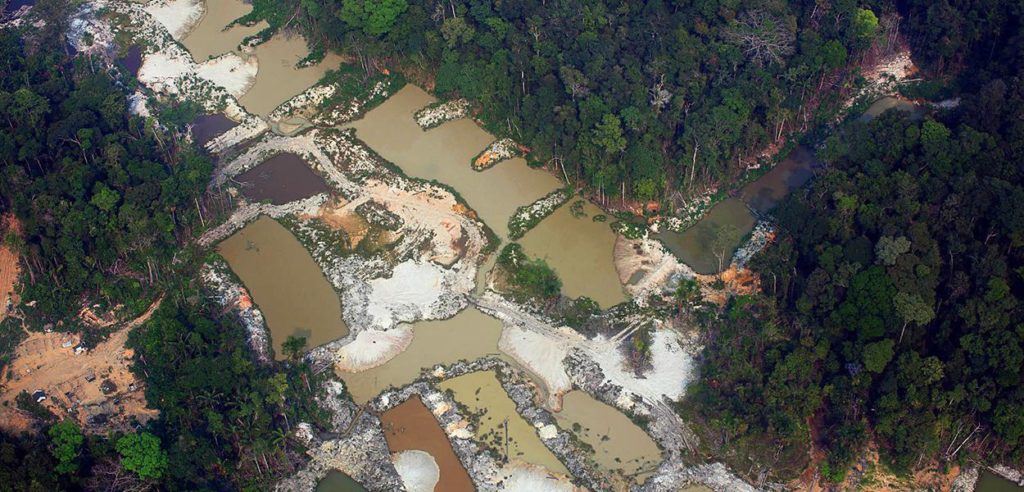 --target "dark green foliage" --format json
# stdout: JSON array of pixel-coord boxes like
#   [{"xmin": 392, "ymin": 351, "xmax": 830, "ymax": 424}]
[
  {"xmin": 0, "ymin": 430, "xmax": 63, "ymax": 491},
  {"xmin": 128, "ymin": 296, "xmax": 327, "ymax": 489},
  {"xmin": 497, "ymin": 243, "xmax": 561, "ymax": 302},
  {"xmin": 699, "ymin": 65, "xmax": 1024, "ymax": 479},
  {"xmin": 48, "ymin": 420, "xmax": 83, "ymax": 475},
  {"xmin": 0, "ymin": 29, "xmax": 212, "ymax": 326},
  {"xmin": 115, "ymin": 432, "xmax": 167, "ymax": 480}
]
